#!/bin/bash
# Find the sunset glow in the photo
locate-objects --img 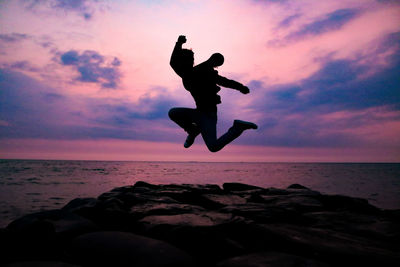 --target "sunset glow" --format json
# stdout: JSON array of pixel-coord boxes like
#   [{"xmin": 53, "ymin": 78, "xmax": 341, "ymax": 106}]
[{"xmin": 1, "ymin": 0, "xmax": 399, "ymax": 162}]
